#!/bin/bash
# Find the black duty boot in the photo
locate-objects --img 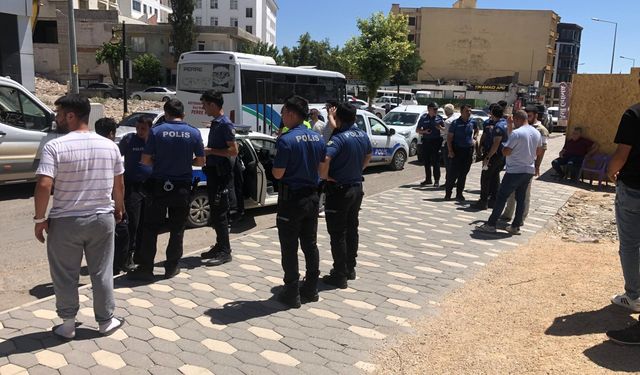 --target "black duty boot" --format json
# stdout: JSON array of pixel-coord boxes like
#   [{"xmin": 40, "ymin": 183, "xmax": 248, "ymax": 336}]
[
  {"xmin": 277, "ymin": 282, "xmax": 301, "ymax": 309},
  {"xmin": 322, "ymin": 271, "xmax": 348, "ymax": 289},
  {"xmin": 347, "ymin": 268, "xmax": 356, "ymax": 281},
  {"xmin": 299, "ymin": 272, "xmax": 319, "ymax": 303}
]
